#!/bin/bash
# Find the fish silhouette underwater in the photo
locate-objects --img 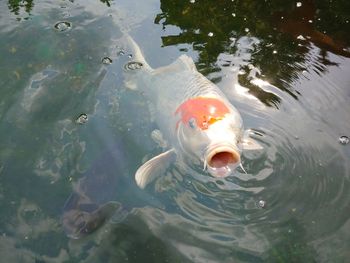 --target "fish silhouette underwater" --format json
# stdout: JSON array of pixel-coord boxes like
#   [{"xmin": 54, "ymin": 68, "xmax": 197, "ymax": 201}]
[
  {"xmin": 61, "ymin": 135, "xmax": 164, "ymax": 239},
  {"xmin": 62, "ymin": 136, "xmax": 132, "ymax": 239},
  {"xmin": 121, "ymin": 35, "xmax": 263, "ymax": 189},
  {"xmin": 61, "ymin": 132, "xmax": 160, "ymax": 239}
]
